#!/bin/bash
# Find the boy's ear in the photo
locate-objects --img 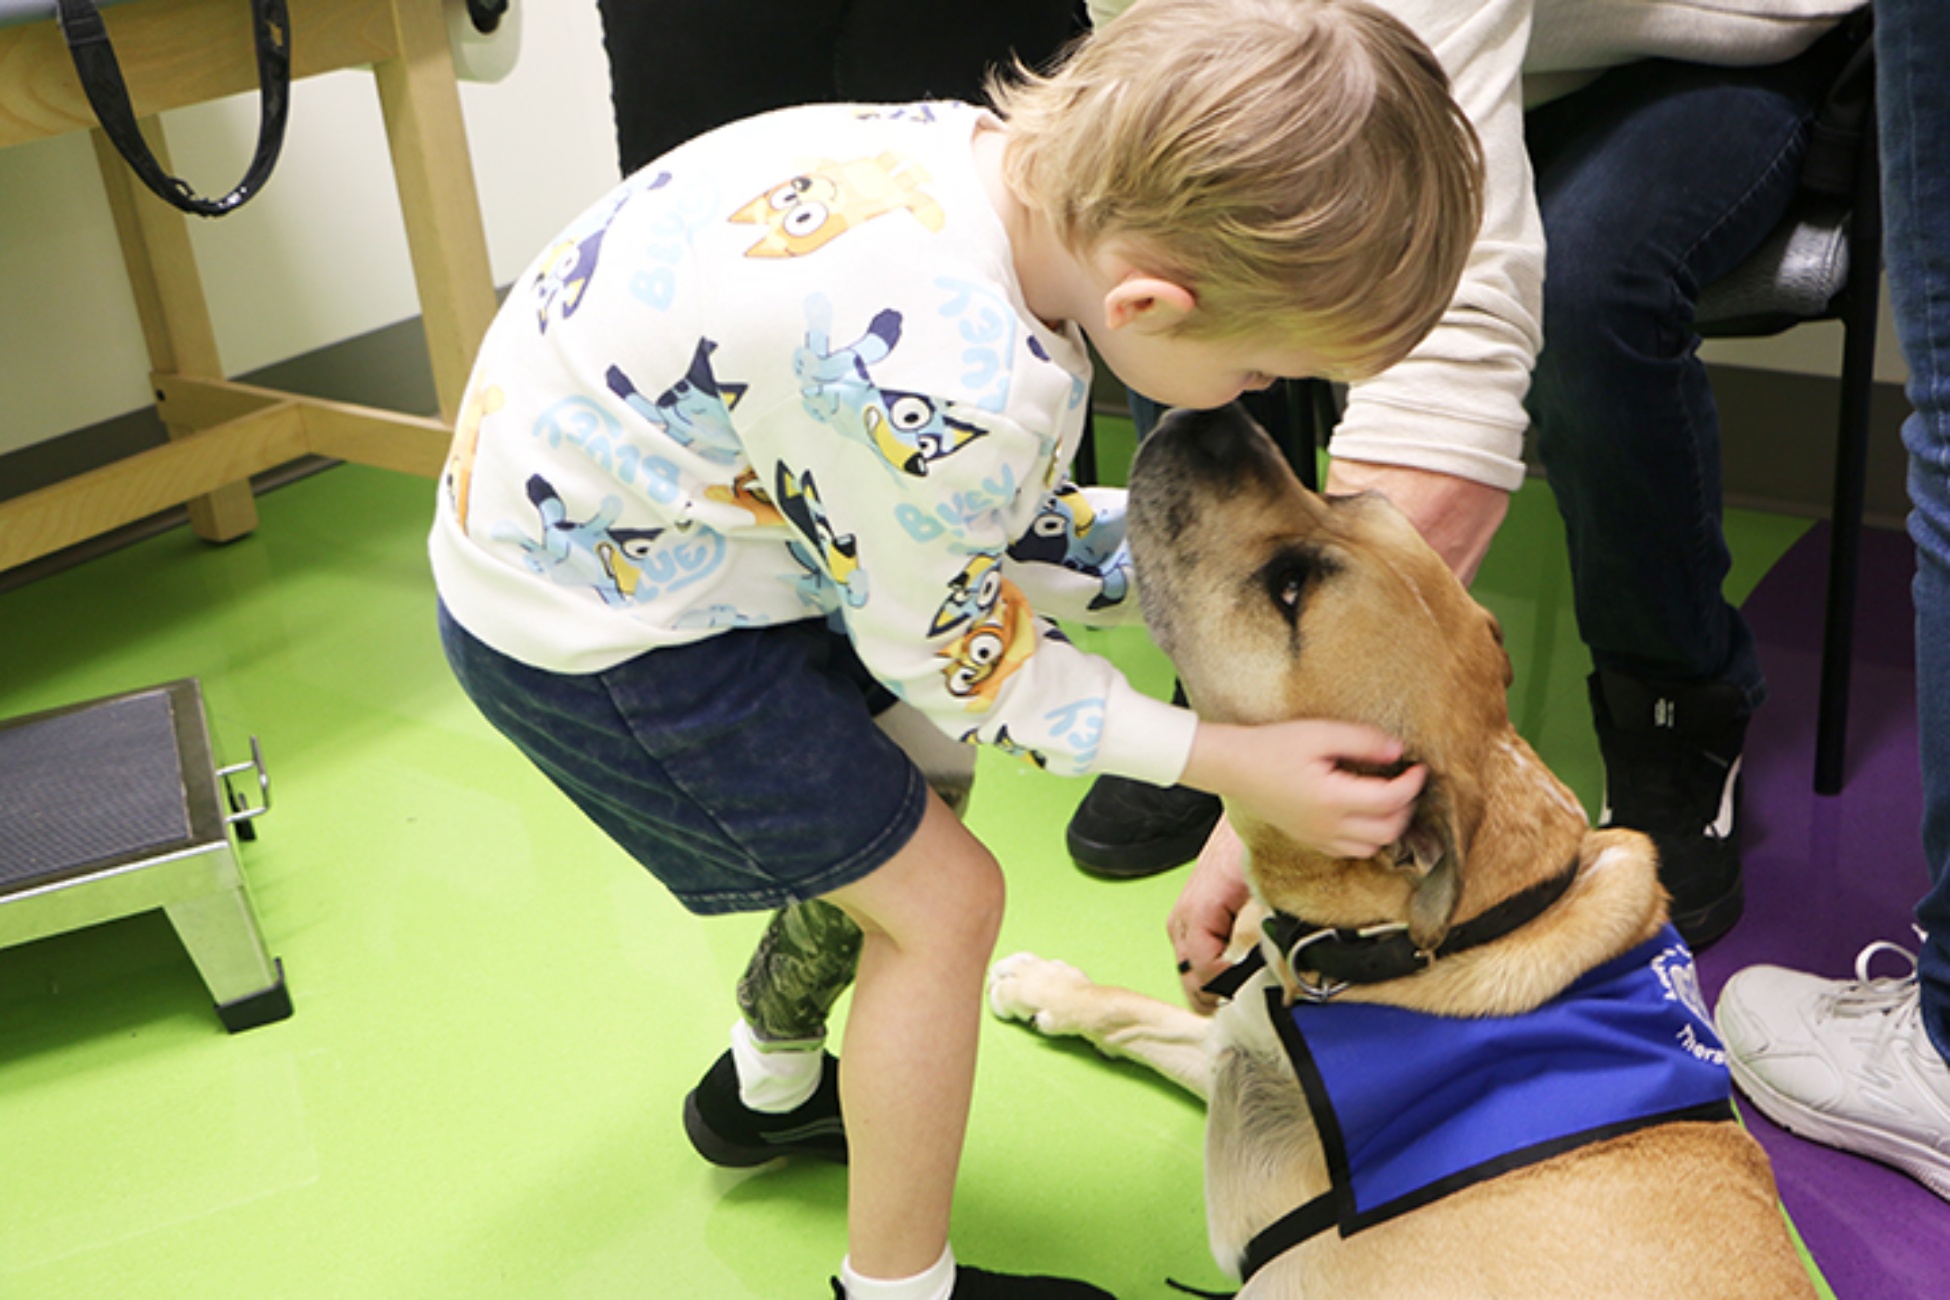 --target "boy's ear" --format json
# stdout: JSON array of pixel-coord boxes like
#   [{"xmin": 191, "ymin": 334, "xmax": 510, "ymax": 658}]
[{"xmin": 1103, "ymin": 273, "xmax": 1196, "ymax": 333}]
